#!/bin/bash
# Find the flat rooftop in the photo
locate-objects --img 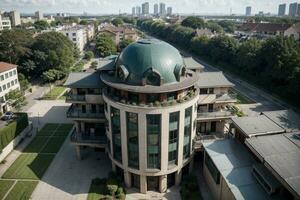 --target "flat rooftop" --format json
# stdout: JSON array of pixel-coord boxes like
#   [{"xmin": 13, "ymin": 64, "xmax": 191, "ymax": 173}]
[
  {"xmin": 246, "ymin": 132, "xmax": 300, "ymax": 197},
  {"xmin": 196, "ymin": 72, "xmax": 234, "ymax": 88},
  {"xmin": 203, "ymin": 139, "xmax": 274, "ymax": 200},
  {"xmin": 231, "ymin": 115, "xmax": 285, "ymax": 137},
  {"xmin": 183, "ymin": 57, "xmax": 204, "ymax": 70},
  {"xmin": 262, "ymin": 110, "xmax": 300, "ymax": 133},
  {"xmin": 64, "ymin": 72, "xmax": 103, "ymax": 88}
]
